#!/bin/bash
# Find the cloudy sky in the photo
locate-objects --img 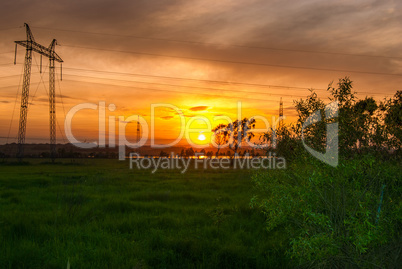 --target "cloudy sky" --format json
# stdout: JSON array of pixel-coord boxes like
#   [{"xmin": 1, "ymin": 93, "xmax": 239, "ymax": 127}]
[{"xmin": 0, "ymin": 0, "xmax": 401, "ymax": 145}]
